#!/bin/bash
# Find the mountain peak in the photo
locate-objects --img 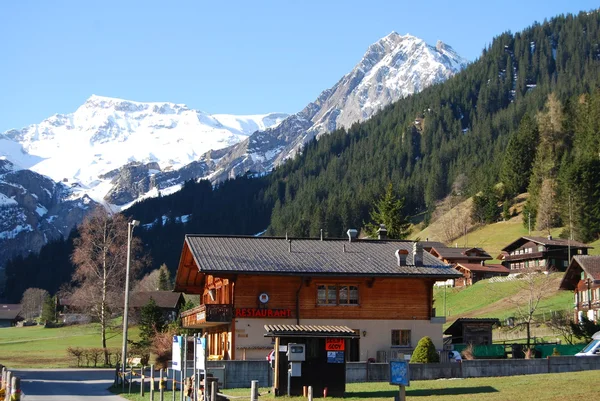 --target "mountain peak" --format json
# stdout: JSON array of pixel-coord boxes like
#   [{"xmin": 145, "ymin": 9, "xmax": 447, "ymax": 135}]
[{"xmin": 81, "ymin": 95, "xmax": 190, "ymax": 114}]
